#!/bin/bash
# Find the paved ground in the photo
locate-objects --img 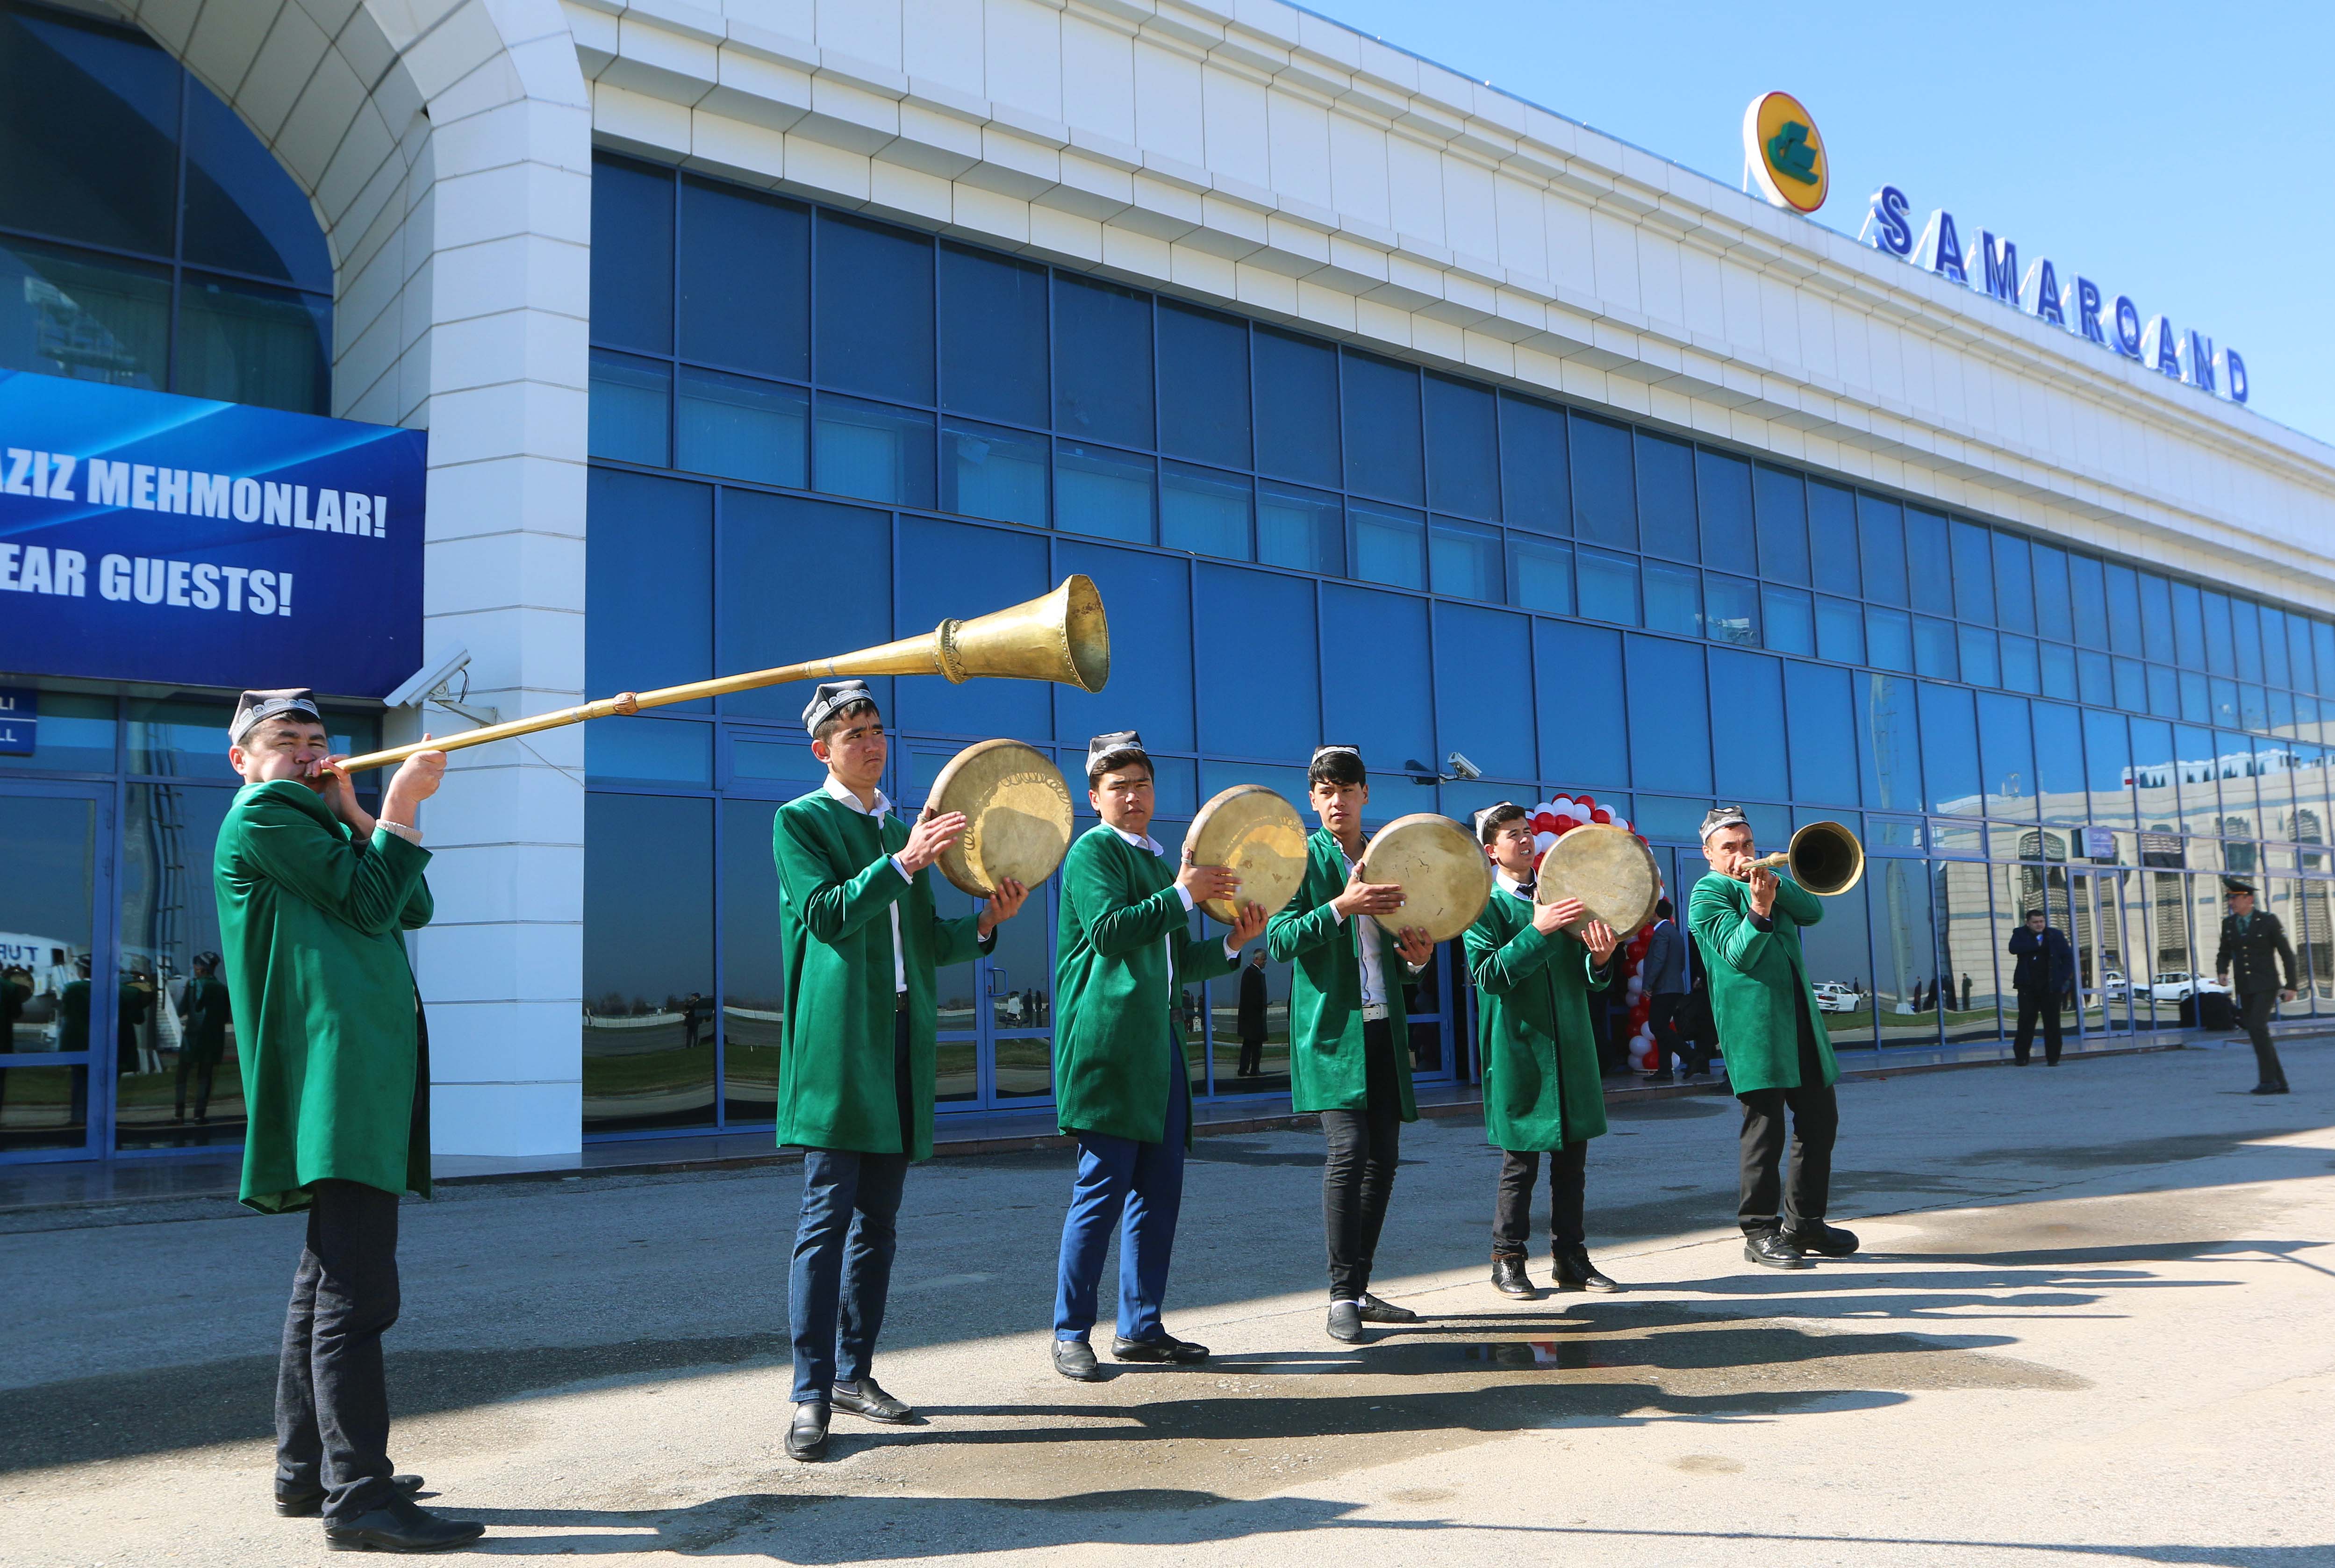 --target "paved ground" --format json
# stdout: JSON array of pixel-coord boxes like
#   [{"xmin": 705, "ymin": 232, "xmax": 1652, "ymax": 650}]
[{"xmin": 4, "ymin": 1039, "xmax": 2332, "ymax": 1566}]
